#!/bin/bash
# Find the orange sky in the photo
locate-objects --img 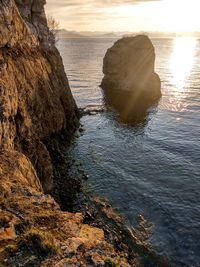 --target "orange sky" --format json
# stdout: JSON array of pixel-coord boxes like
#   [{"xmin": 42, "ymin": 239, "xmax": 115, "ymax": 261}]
[{"xmin": 45, "ymin": 0, "xmax": 200, "ymax": 33}]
